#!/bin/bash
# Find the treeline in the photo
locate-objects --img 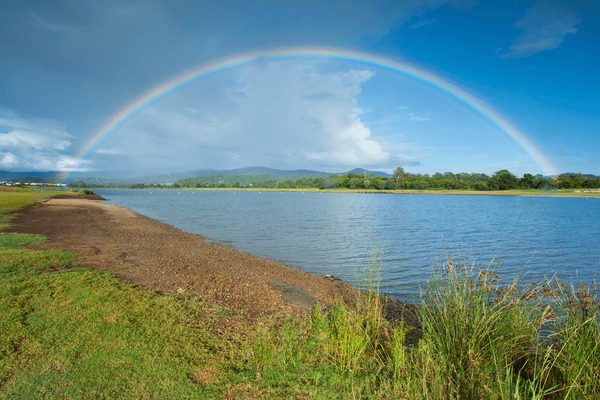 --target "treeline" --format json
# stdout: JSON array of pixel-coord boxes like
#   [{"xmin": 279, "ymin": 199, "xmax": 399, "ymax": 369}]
[
  {"xmin": 335, "ymin": 169, "xmax": 600, "ymax": 191},
  {"xmin": 171, "ymin": 169, "xmax": 600, "ymax": 191},
  {"xmin": 69, "ymin": 169, "xmax": 600, "ymax": 191},
  {"xmin": 173, "ymin": 174, "xmax": 337, "ymax": 189}
]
